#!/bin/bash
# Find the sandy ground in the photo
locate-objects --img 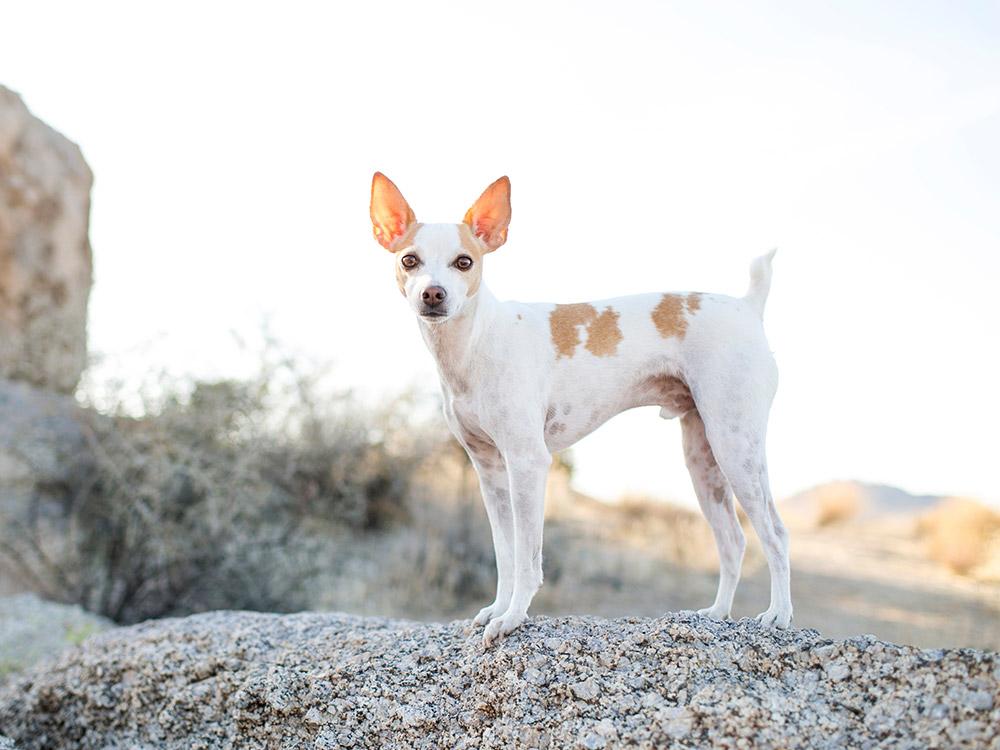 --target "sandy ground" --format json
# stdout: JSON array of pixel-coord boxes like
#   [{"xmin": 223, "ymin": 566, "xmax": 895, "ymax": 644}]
[{"xmin": 526, "ymin": 511, "xmax": 1000, "ymax": 651}]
